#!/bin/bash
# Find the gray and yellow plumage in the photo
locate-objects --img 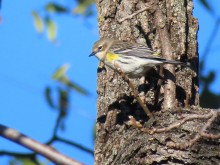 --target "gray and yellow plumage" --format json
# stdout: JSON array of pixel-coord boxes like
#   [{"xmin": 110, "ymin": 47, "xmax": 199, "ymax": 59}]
[{"xmin": 90, "ymin": 38, "xmax": 187, "ymax": 78}]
